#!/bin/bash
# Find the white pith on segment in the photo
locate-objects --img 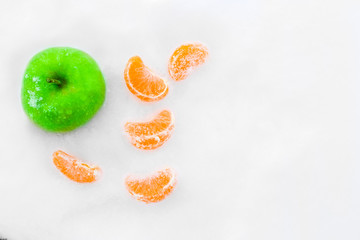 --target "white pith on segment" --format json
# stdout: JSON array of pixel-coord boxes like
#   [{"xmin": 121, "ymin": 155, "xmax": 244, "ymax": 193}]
[
  {"xmin": 168, "ymin": 42, "xmax": 208, "ymax": 81},
  {"xmin": 125, "ymin": 57, "xmax": 168, "ymax": 100},
  {"xmin": 125, "ymin": 110, "xmax": 175, "ymax": 150},
  {"xmin": 125, "ymin": 168, "xmax": 177, "ymax": 203},
  {"xmin": 53, "ymin": 150, "xmax": 101, "ymax": 182}
]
